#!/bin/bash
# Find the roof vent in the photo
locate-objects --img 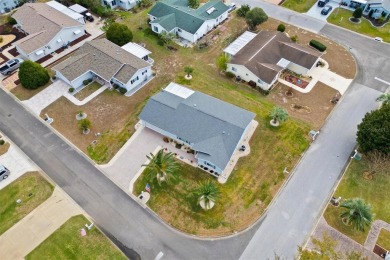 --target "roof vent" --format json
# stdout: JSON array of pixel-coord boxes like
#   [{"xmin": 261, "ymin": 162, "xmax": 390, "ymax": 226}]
[
  {"xmin": 193, "ymin": 104, "xmax": 197, "ymax": 107},
  {"xmin": 222, "ymin": 131, "xmax": 226, "ymax": 134},
  {"xmin": 206, "ymin": 7, "xmax": 216, "ymax": 15}
]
